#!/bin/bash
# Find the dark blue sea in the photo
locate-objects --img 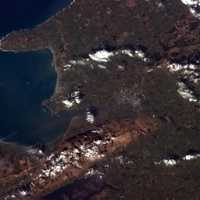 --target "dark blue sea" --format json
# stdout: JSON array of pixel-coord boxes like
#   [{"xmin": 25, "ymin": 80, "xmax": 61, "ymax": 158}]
[
  {"xmin": 0, "ymin": 0, "xmax": 72, "ymax": 145},
  {"xmin": 0, "ymin": 0, "xmax": 71, "ymax": 37}
]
